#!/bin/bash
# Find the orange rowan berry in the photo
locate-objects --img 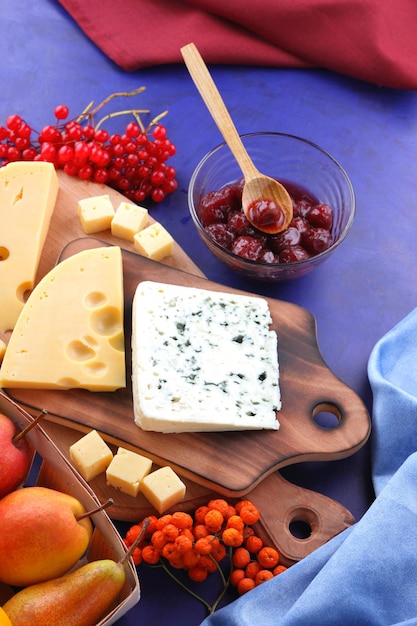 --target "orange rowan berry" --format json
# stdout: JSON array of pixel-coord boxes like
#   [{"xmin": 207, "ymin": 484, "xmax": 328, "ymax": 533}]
[
  {"xmin": 232, "ymin": 547, "xmax": 251, "ymax": 569},
  {"xmin": 125, "ymin": 524, "xmax": 142, "ymax": 546},
  {"xmin": 194, "ymin": 537, "xmax": 212, "ymax": 555},
  {"xmin": 131, "ymin": 547, "xmax": 142, "ymax": 566},
  {"xmin": 167, "ymin": 551, "xmax": 184, "ymax": 570},
  {"xmin": 155, "ymin": 514, "xmax": 173, "ymax": 530},
  {"xmin": 171, "ymin": 511, "xmax": 193, "ymax": 529},
  {"xmin": 235, "ymin": 499, "xmax": 255, "ymax": 514},
  {"xmin": 237, "ymin": 577, "xmax": 256, "ymax": 595},
  {"xmin": 224, "ymin": 504, "xmax": 237, "ymax": 519},
  {"xmin": 182, "ymin": 548, "xmax": 200, "ymax": 570},
  {"xmin": 188, "ymin": 566, "xmax": 208, "ymax": 582},
  {"xmin": 175, "ymin": 534, "xmax": 193, "ymax": 554},
  {"xmin": 245, "ymin": 560, "xmax": 262, "ymax": 579},
  {"xmin": 204, "ymin": 509, "xmax": 224, "ymax": 532},
  {"xmin": 257, "ymin": 546, "xmax": 279, "ymax": 569},
  {"xmin": 239, "ymin": 503, "xmax": 260, "ymax": 525},
  {"xmin": 245, "ymin": 534, "xmax": 263, "ymax": 554},
  {"xmin": 151, "ymin": 530, "xmax": 167, "ymax": 551},
  {"xmin": 193, "ymin": 523, "xmax": 209, "ymax": 539},
  {"xmin": 207, "ymin": 498, "xmax": 229, "ymax": 516},
  {"xmin": 144, "ymin": 515, "xmax": 159, "ymax": 535},
  {"xmin": 162, "ymin": 523, "xmax": 179, "ymax": 542},
  {"xmin": 226, "ymin": 515, "xmax": 244, "ymax": 533},
  {"xmin": 211, "ymin": 542, "xmax": 227, "ymax": 562},
  {"xmin": 230, "ymin": 568, "xmax": 246, "ymax": 588},
  {"xmin": 141, "ymin": 544, "xmax": 161, "ymax": 565},
  {"xmin": 180, "ymin": 528, "xmax": 194, "ymax": 542},
  {"xmin": 194, "ymin": 505, "xmax": 209, "ymax": 524},
  {"xmin": 162, "ymin": 541, "xmax": 178, "ymax": 561},
  {"xmin": 273, "ymin": 565, "xmax": 288, "ymax": 576},
  {"xmin": 255, "ymin": 569, "xmax": 274, "ymax": 585},
  {"xmin": 222, "ymin": 527, "xmax": 244, "ymax": 547},
  {"xmin": 198, "ymin": 554, "xmax": 218, "ymax": 573}
]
